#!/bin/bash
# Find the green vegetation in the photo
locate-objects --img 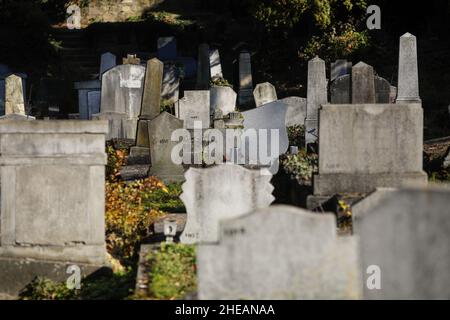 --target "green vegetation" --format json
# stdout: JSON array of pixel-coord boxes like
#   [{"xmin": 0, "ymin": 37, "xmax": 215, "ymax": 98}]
[{"xmin": 281, "ymin": 150, "xmax": 318, "ymax": 185}]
